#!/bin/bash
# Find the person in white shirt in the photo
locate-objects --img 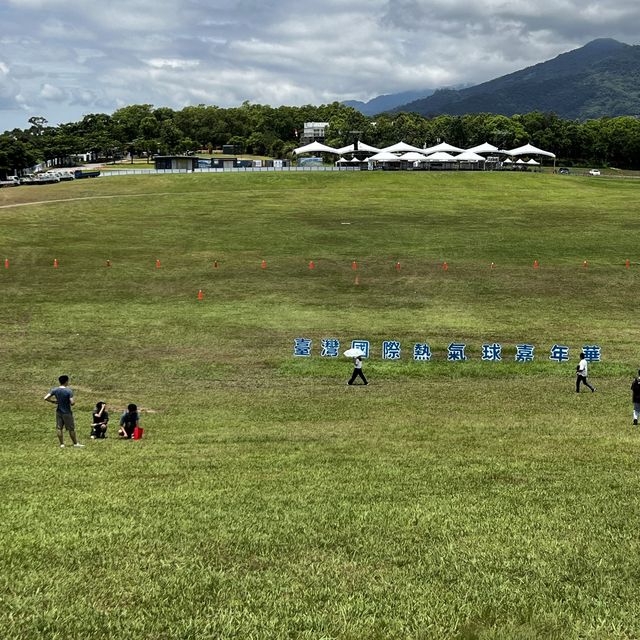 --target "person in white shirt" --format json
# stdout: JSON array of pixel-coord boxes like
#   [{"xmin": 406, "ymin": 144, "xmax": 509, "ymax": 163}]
[
  {"xmin": 576, "ymin": 352, "xmax": 595, "ymax": 393},
  {"xmin": 347, "ymin": 356, "xmax": 368, "ymax": 385}
]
